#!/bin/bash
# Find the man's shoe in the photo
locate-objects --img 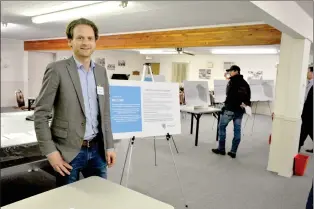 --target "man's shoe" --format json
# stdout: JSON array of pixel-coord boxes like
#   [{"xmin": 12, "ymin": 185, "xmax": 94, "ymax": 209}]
[
  {"xmin": 227, "ymin": 152, "xmax": 236, "ymax": 158},
  {"xmin": 306, "ymin": 149, "xmax": 313, "ymax": 153},
  {"xmin": 212, "ymin": 149, "xmax": 226, "ymax": 155}
]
